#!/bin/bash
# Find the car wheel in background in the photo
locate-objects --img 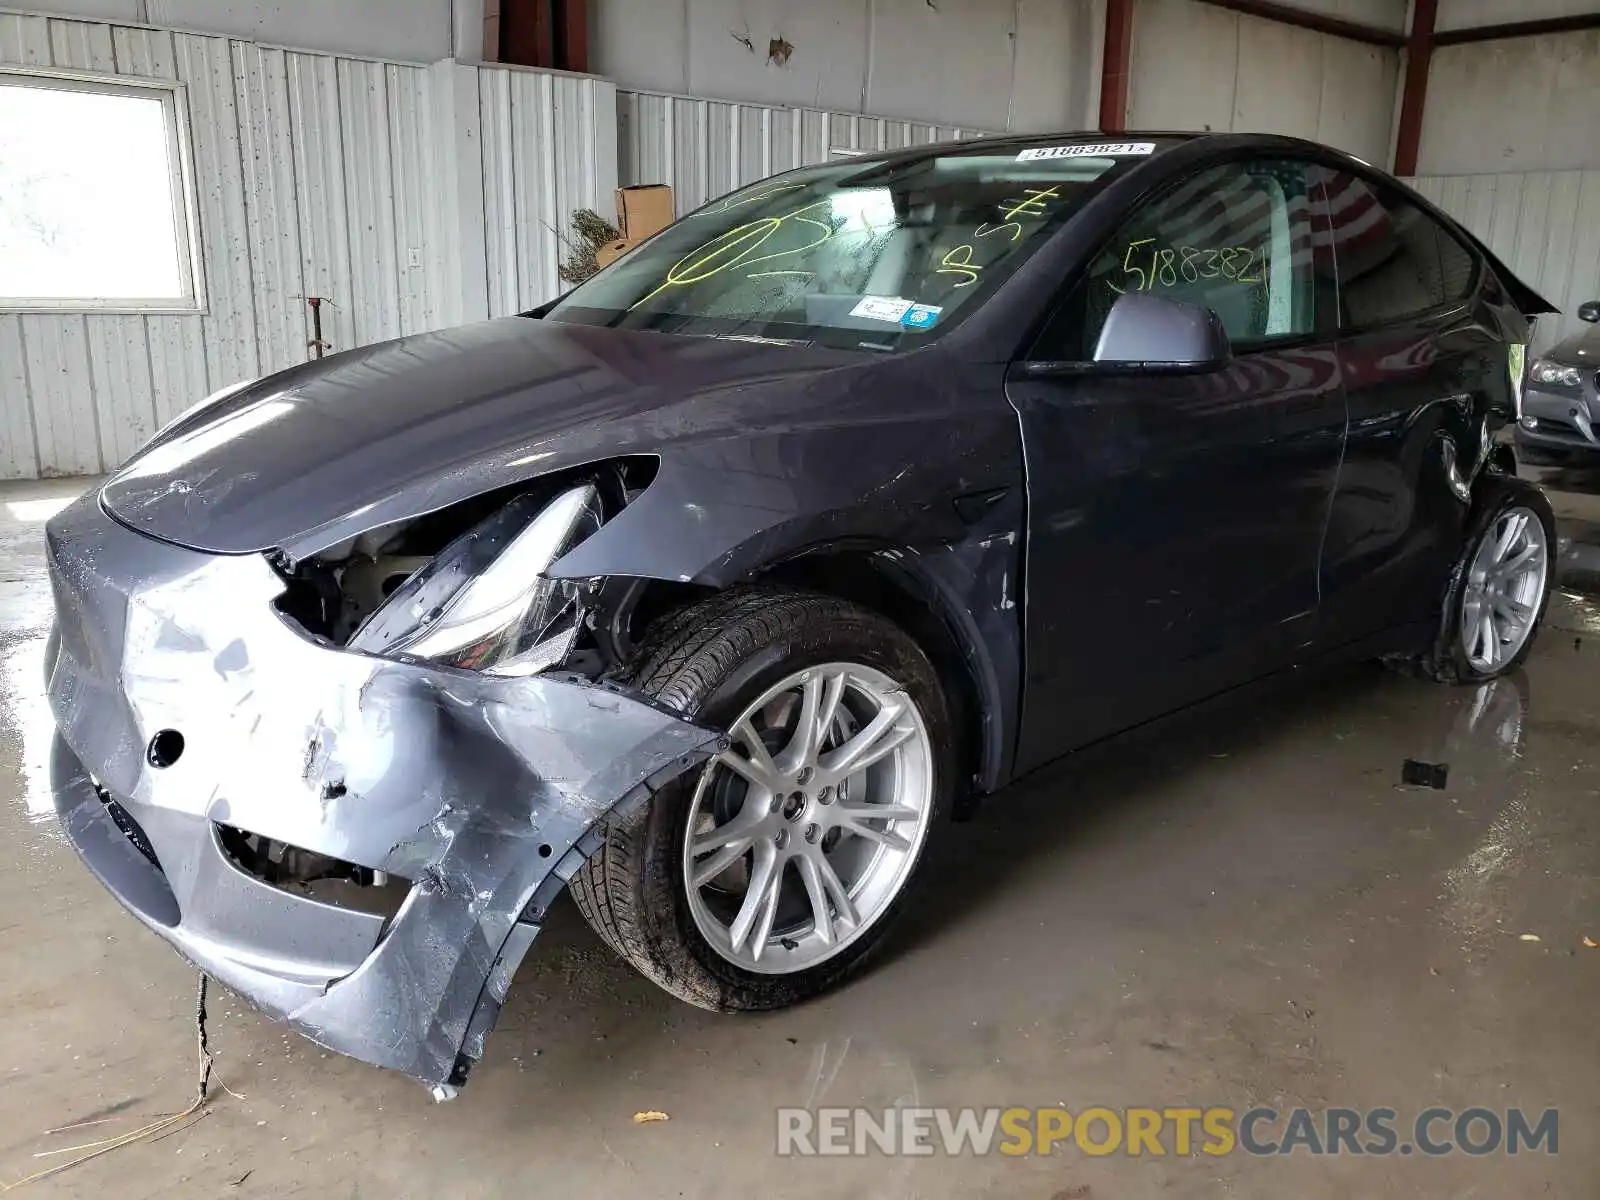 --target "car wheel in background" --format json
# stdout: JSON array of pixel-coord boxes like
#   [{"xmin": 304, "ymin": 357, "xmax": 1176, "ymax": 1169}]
[{"xmin": 570, "ymin": 586, "xmax": 953, "ymax": 1010}]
